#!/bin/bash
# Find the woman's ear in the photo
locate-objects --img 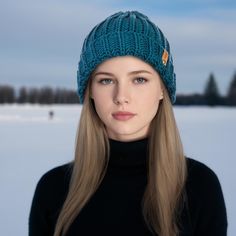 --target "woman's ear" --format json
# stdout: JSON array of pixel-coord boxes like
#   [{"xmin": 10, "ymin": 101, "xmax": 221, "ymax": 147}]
[
  {"xmin": 88, "ymin": 77, "xmax": 94, "ymax": 99},
  {"xmin": 90, "ymin": 91, "xmax": 94, "ymax": 100},
  {"xmin": 159, "ymin": 89, "xmax": 164, "ymax": 100}
]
